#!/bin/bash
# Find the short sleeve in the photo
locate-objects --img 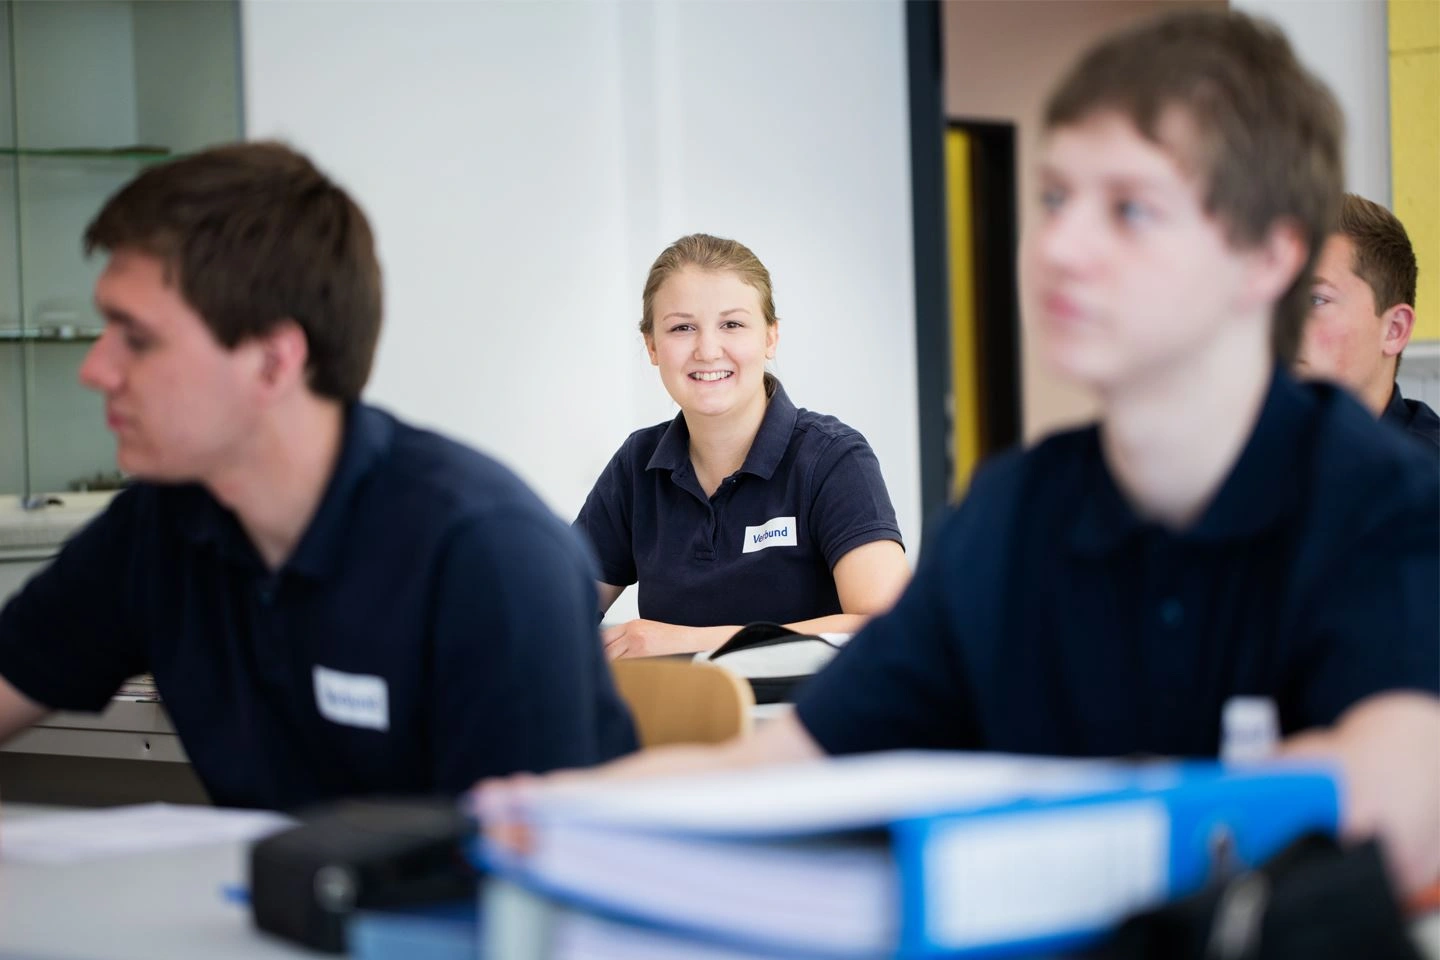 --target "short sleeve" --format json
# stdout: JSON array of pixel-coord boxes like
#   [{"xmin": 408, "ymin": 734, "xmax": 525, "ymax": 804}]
[
  {"xmin": 1288, "ymin": 465, "xmax": 1440, "ymax": 726},
  {"xmin": 429, "ymin": 508, "xmax": 637, "ymax": 790},
  {"xmin": 574, "ymin": 441, "xmax": 638, "ymax": 587},
  {"xmin": 0, "ymin": 490, "xmax": 148, "ymax": 711},
  {"xmin": 808, "ymin": 433, "xmax": 904, "ymax": 570}
]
